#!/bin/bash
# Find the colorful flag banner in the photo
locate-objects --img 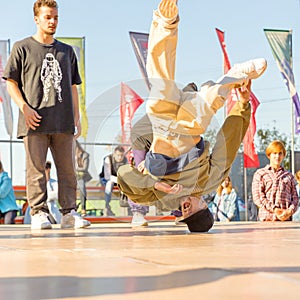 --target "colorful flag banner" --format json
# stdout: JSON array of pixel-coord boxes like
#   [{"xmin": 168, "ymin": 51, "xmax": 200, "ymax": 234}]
[
  {"xmin": 243, "ymin": 93, "xmax": 260, "ymax": 167},
  {"xmin": 57, "ymin": 37, "xmax": 88, "ymax": 138},
  {"xmin": 120, "ymin": 82, "xmax": 144, "ymax": 147},
  {"xmin": 0, "ymin": 40, "xmax": 13, "ymax": 138},
  {"xmin": 216, "ymin": 28, "xmax": 260, "ymax": 168},
  {"xmin": 264, "ymin": 29, "xmax": 300, "ymax": 133},
  {"xmin": 129, "ymin": 31, "xmax": 150, "ymax": 90}
]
